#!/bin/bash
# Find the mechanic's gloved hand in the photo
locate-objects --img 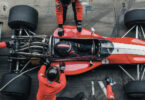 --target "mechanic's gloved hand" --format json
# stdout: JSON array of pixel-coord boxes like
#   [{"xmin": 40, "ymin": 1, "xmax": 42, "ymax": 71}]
[
  {"xmin": 58, "ymin": 24, "xmax": 64, "ymax": 37},
  {"xmin": 76, "ymin": 21, "xmax": 82, "ymax": 32},
  {"xmin": 6, "ymin": 40, "xmax": 14, "ymax": 48},
  {"xmin": 43, "ymin": 58, "xmax": 51, "ymax": 68},
  {"xmin": 105, "ymin": 77, "xmax": 112, "ymax": 85},
  {"xmin": 44, "ymin": 60, "xmax": 50, "ymax": 67},
  {"xmin": 60, "ymin": 62, "xmax": 65, "ymax": 73}
]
